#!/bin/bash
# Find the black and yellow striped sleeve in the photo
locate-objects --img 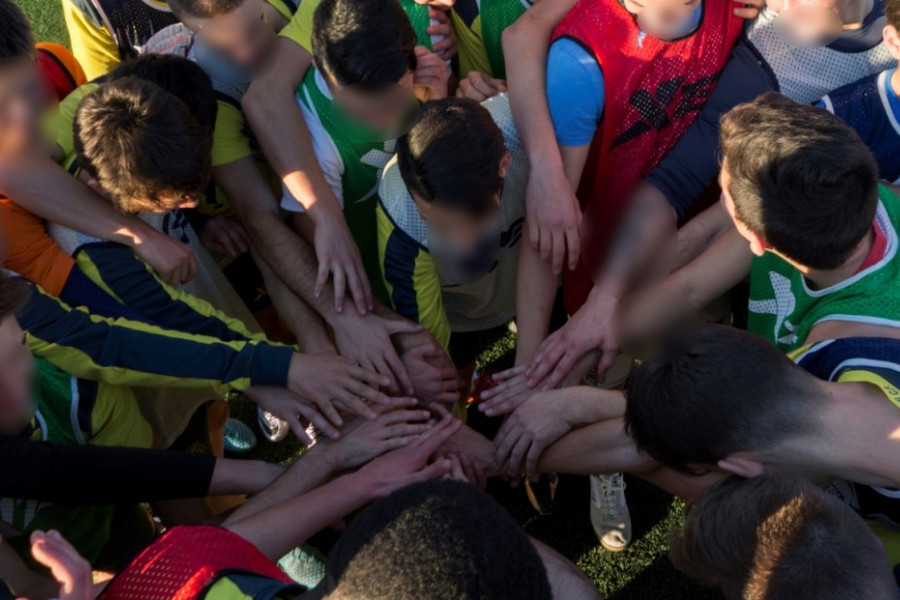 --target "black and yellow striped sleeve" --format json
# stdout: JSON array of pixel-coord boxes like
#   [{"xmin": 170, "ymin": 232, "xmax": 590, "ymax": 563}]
[{"xmin": 18, "ymin": 282, "xmax": 293, "ymax": 394}]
